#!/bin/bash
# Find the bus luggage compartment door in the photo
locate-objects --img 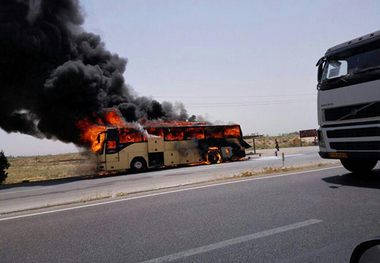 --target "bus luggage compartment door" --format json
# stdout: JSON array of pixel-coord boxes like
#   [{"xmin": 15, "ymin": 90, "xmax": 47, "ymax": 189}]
[{"xmin": 148, "ymin": 137, "xmax": 164, "ymax": 153}]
